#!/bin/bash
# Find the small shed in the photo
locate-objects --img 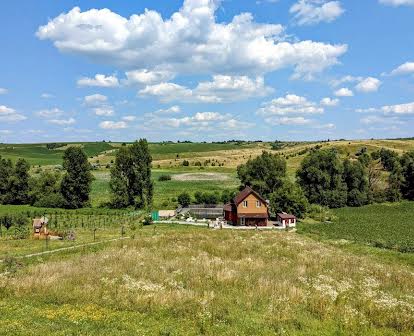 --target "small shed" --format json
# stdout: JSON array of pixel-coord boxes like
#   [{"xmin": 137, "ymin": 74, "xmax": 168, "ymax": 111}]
[
  {"xmin": 33, "ymin": 216, "xmax": 49, "ymax": 237},
  {"xmin": 158, "ymin": 210, "xmax": 176, "ymax": 219},
  {"xmin": 276, "ymin": 213, "xmax": 297, "ymax": 228}
]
